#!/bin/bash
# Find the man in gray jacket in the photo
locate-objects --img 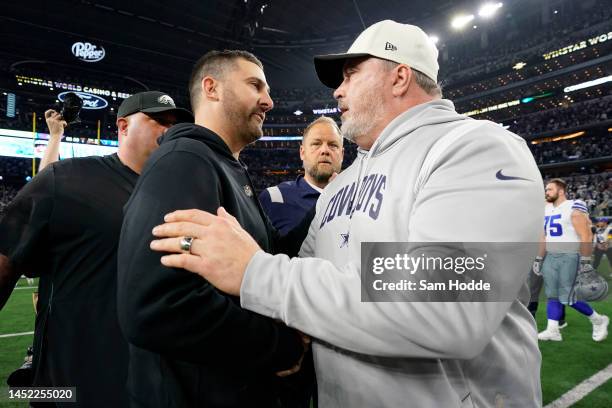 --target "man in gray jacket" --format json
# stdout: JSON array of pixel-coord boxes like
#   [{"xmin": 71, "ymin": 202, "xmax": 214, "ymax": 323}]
[{"xmin": 150, "ymin": 20, "xmax": 543, "ymax": 407}]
